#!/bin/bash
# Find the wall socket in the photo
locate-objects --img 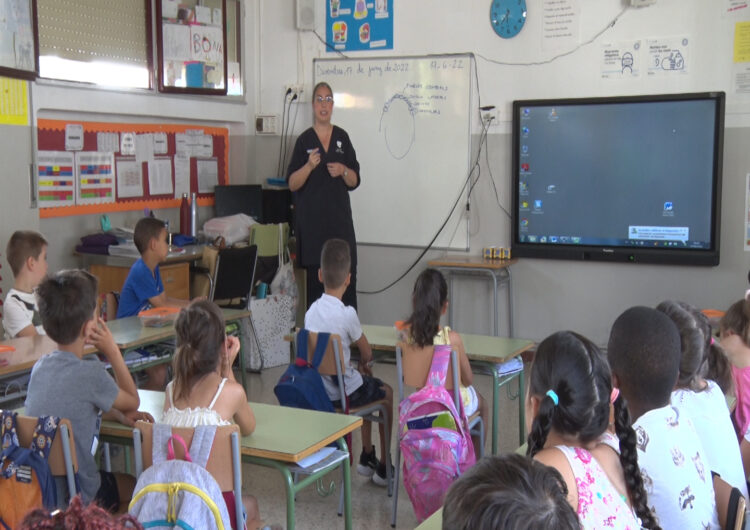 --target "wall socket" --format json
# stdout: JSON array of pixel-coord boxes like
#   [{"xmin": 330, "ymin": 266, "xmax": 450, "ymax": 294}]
[
  {"xmin": 285, "ymin": 84, "xmax": 304, "ymax": 100},
  {"xmin": 255, "ymin": 114, "xmax": 279, "ymax": 135},
  {"xmin": 482, "ymin": 108, "xmax": 500, "ymax": 126}
]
